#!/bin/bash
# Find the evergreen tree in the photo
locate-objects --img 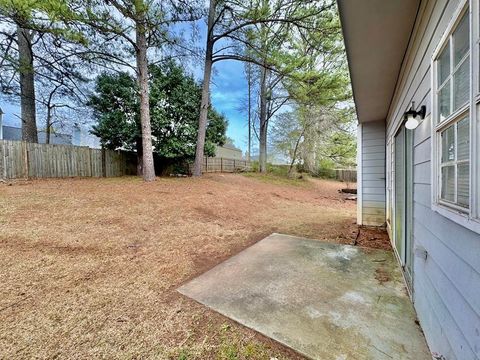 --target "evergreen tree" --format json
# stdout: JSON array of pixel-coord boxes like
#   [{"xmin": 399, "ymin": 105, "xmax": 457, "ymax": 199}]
[{"xmin": 89, "ymin": 61, "xmax": 226, "ymax": 167}]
